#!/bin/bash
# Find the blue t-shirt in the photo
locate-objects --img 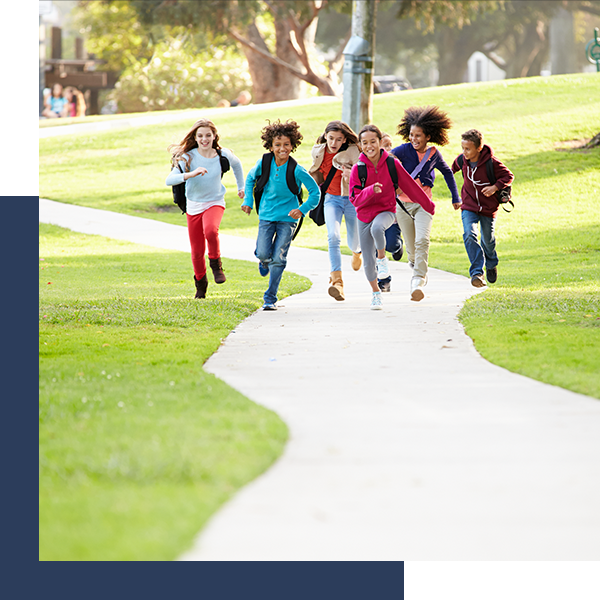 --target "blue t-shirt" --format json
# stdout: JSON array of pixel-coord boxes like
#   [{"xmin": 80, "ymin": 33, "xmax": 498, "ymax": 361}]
[{"xmin": 243, "ymin": 155, "xmax": 320, "ymax": 222}]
